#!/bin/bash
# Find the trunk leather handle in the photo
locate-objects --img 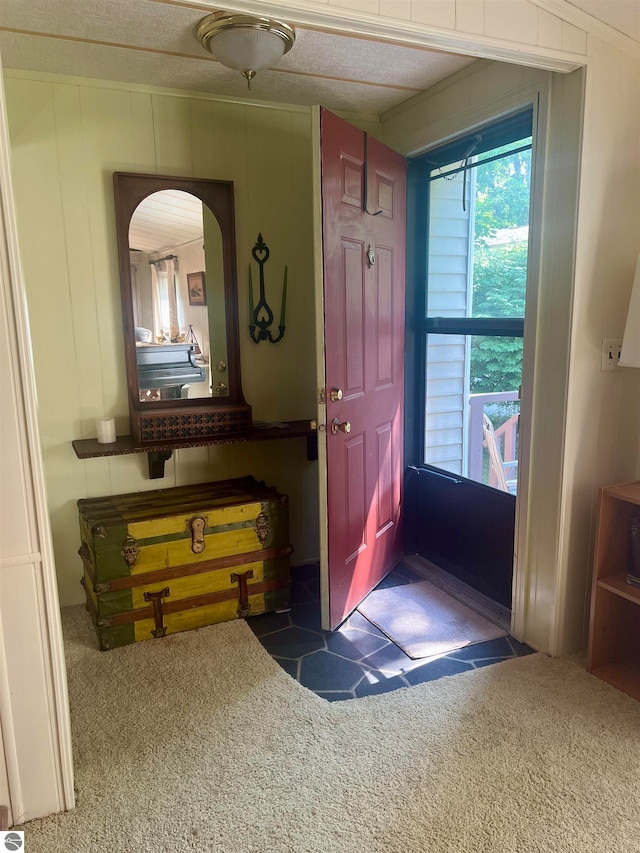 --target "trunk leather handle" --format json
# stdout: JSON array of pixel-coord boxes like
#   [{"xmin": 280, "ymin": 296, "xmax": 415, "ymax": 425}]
[
  {"xmin": 143, "ymin": 587, "xmax": 170, "ymax": 638},
  {"xmin": 230, "ymin": 570, "xmax": 255, "ymax": 618}
]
